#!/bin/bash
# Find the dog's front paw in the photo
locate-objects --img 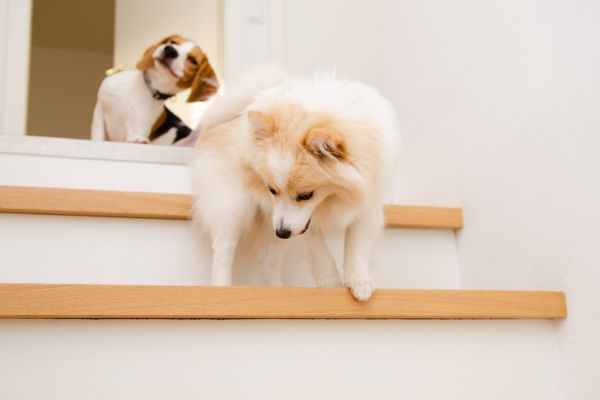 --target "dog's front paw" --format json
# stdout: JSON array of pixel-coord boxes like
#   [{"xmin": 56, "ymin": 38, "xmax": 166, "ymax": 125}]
[
  {"xmin": 350, "ymin": 281, "xmax": 375, "ymax": 301},
  {"xmin": 344, "ymin": 276, "xmax": 375, "ymax": 301},
  {"xmin": 345, "ymin": 275, "xmax": 375, "ymax": 301},
  {"xmin": 128, "ymin": 137, "xmax": 150, "ymax": 144}
]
